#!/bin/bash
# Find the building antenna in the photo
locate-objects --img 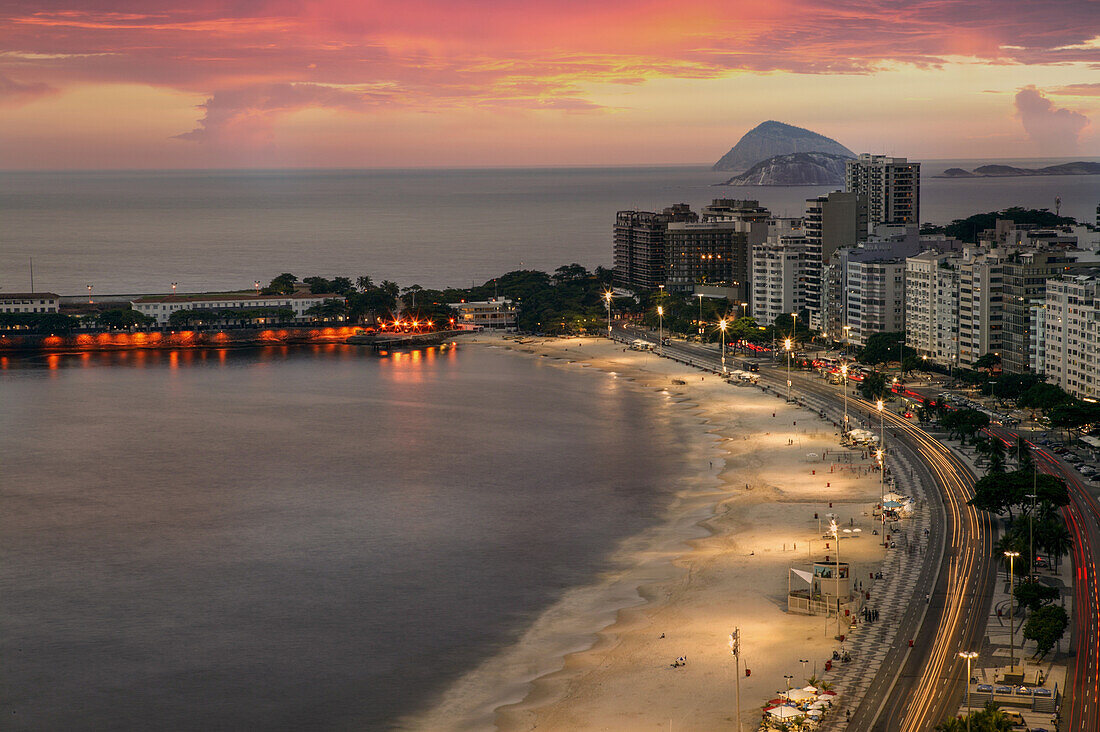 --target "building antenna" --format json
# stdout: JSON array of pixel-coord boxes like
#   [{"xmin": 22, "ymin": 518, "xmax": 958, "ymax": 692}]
[
  {"xmin": 1055, "ymin": 196, "xmax": 1061, "ymax": 217},
  {"xmin": 29, "ymin": 257, "xmax": 34, "ymax": 292}
]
